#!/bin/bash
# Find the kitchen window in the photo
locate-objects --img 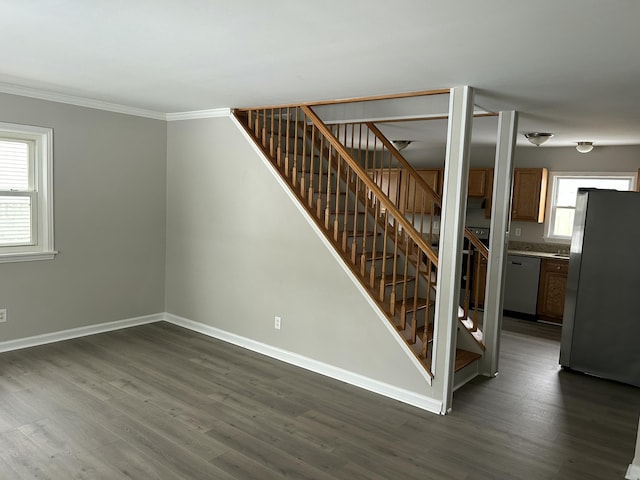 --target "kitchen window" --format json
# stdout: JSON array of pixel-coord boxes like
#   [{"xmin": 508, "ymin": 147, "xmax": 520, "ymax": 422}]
[
  {"xmin": 0, "ymin": 122, "xmax": 56, "ymax": 263},
  {"xmin": 545, "ymin": 172, "xmax": 636, "ymax": 242}
]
